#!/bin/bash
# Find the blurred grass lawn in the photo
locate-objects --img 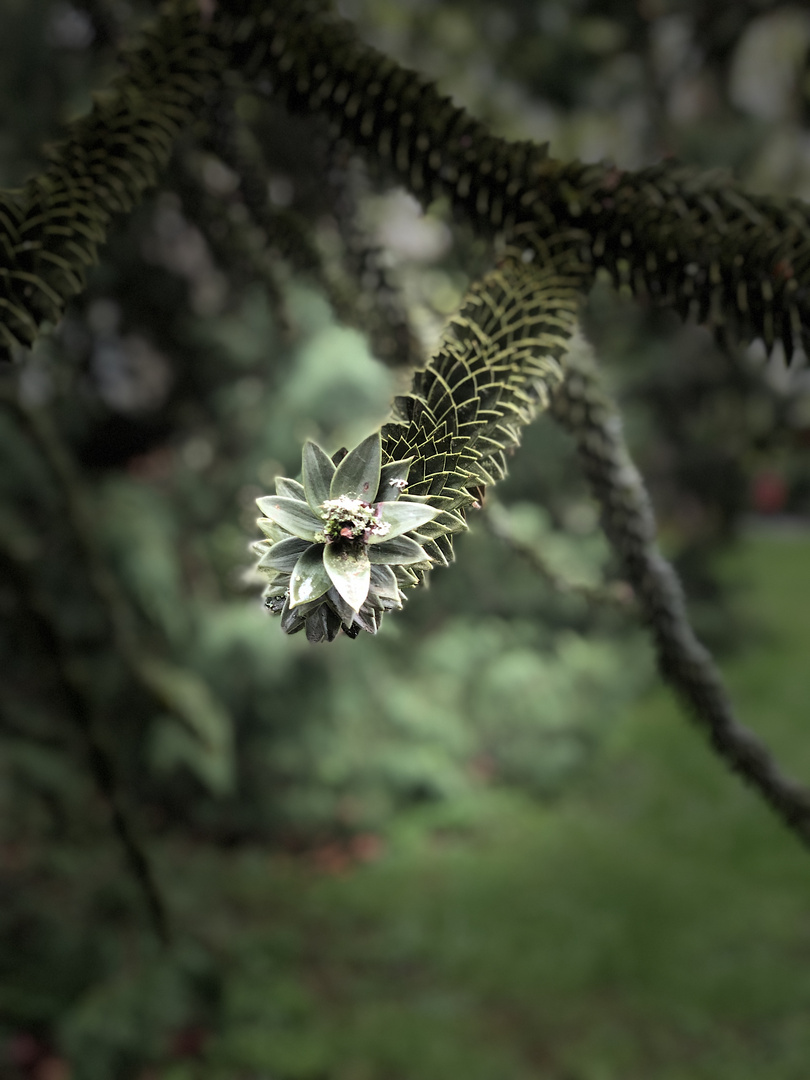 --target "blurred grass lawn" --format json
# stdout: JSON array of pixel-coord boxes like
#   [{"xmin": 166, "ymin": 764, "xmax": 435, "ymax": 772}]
[{"xmin": 153, "ymin": 535, "xmax": 810, "ymax": 1080}]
